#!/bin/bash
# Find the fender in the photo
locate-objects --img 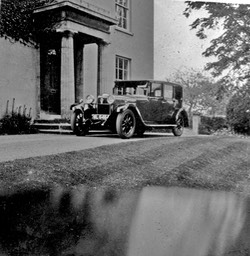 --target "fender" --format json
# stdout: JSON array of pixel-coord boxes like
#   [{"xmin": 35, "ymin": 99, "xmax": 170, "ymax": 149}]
[
  {"xmin": 70, "ymin": 103, "xmax": 84, "ymax": 111},
  {"xmin": 115, "ymin": 104, "xmax": 146, "ymax": 127},
  {"xmin": 174, "ymin": 108, "xmax": 189, "ymax": 127},
  {"xmin": 116, "ymin": 103, "xmax": 133, "ymax": 113}
]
